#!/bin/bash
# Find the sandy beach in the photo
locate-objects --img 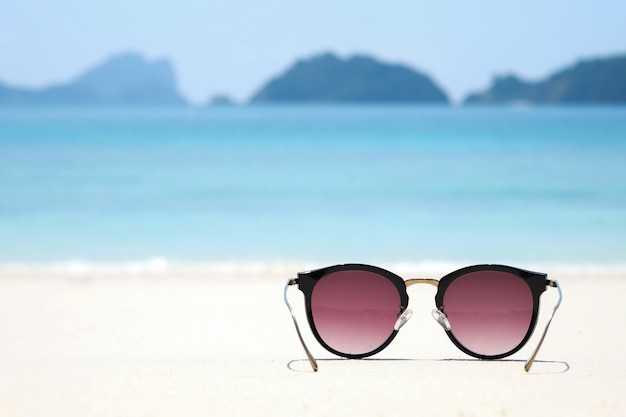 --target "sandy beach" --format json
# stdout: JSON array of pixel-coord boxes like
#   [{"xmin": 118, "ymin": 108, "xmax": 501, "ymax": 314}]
[{"xmin": 0, "ymin": 262, "xmax": 624, "ymax": 417}]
